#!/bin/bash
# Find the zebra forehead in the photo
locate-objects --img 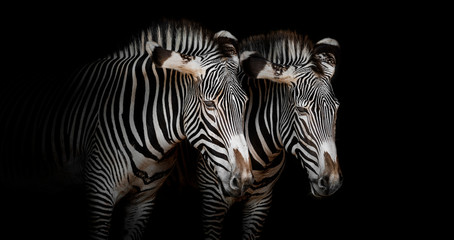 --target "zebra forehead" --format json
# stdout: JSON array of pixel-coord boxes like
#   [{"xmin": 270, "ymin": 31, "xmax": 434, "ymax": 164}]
[{"xmin": 295, "ymin": 80, "xmax": 338, "ymax": 105}]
